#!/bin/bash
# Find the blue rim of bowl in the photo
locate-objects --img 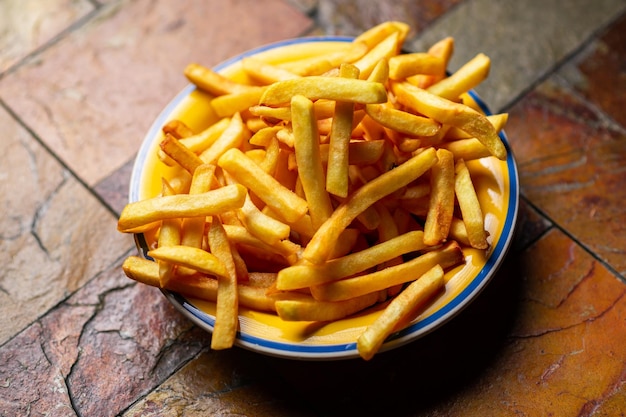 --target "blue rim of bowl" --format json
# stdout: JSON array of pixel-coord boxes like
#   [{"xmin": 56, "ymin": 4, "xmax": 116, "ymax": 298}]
[{"xmin": 129, "ymin": 36, "xmax": 520, "ymax": 360}]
